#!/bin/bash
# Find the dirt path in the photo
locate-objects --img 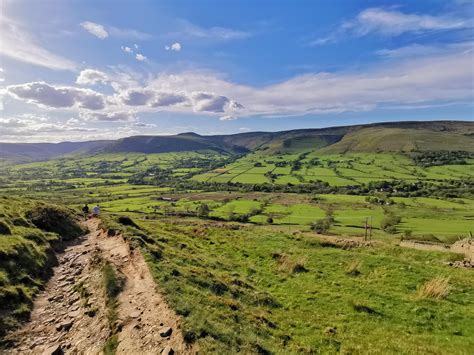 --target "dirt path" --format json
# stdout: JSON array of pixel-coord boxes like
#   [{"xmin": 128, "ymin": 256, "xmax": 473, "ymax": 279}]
[{"xmin": 2, "ymin": 219, "xmax": 192, "ymax": 354}]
